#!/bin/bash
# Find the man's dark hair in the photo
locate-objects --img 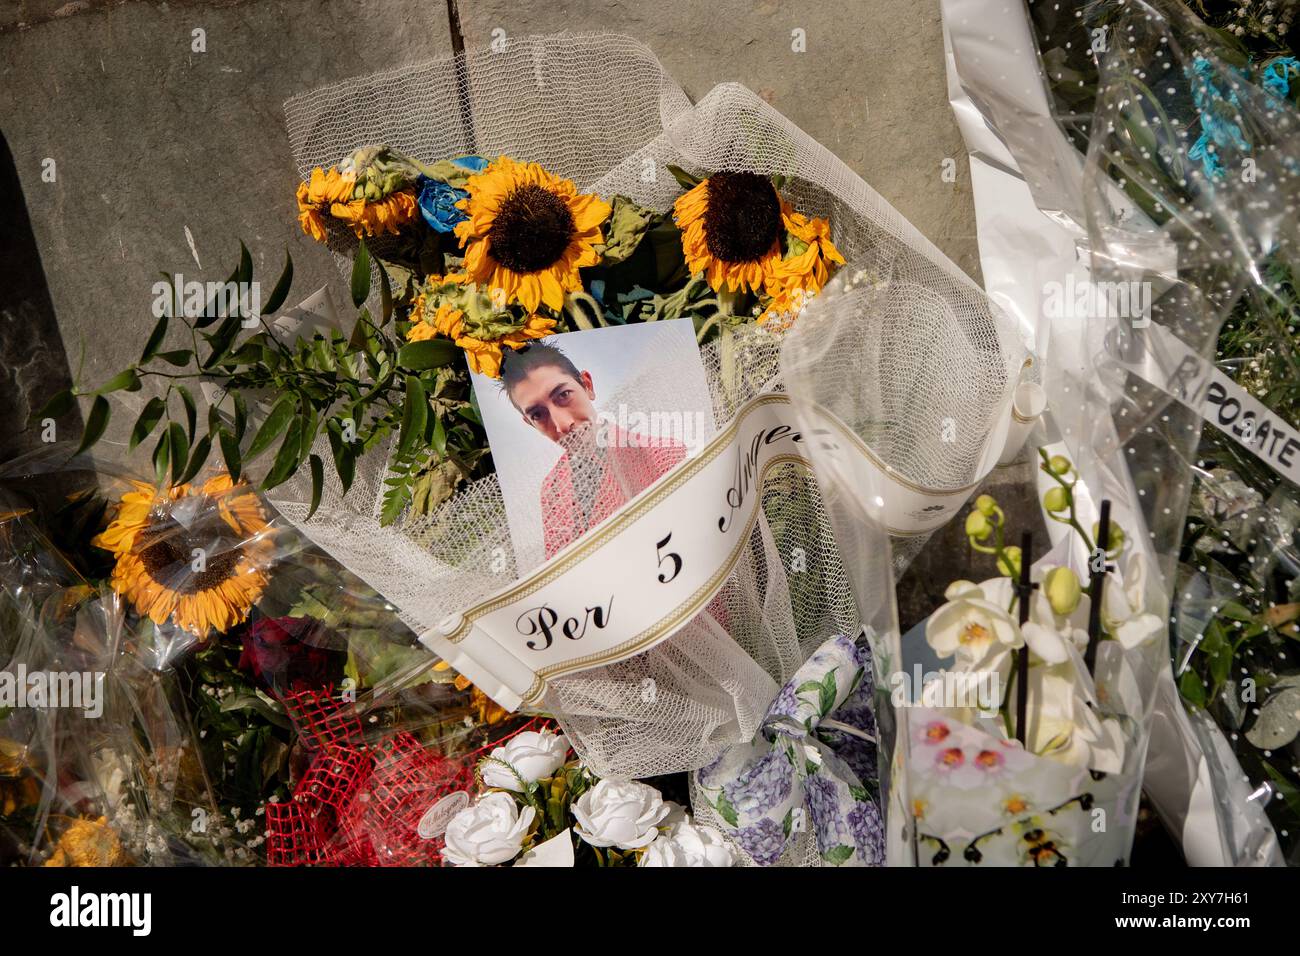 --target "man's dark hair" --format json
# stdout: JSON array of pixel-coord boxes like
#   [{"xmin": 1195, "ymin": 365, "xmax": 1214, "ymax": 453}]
[{"xmin": 499, "ymin": 342, "xmax": 582, "ymax": 406}]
